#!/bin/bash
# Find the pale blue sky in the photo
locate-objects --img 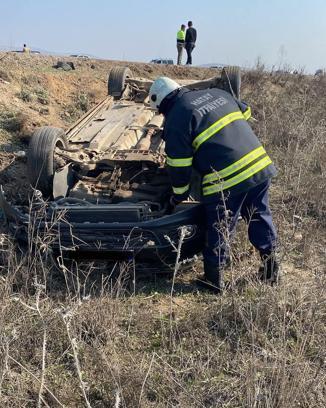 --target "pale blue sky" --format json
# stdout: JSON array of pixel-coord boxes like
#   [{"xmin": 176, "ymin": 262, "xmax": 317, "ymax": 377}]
[{"xmin": 1, "ymin": 0, "xmax": 325, "ymax": 72}]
